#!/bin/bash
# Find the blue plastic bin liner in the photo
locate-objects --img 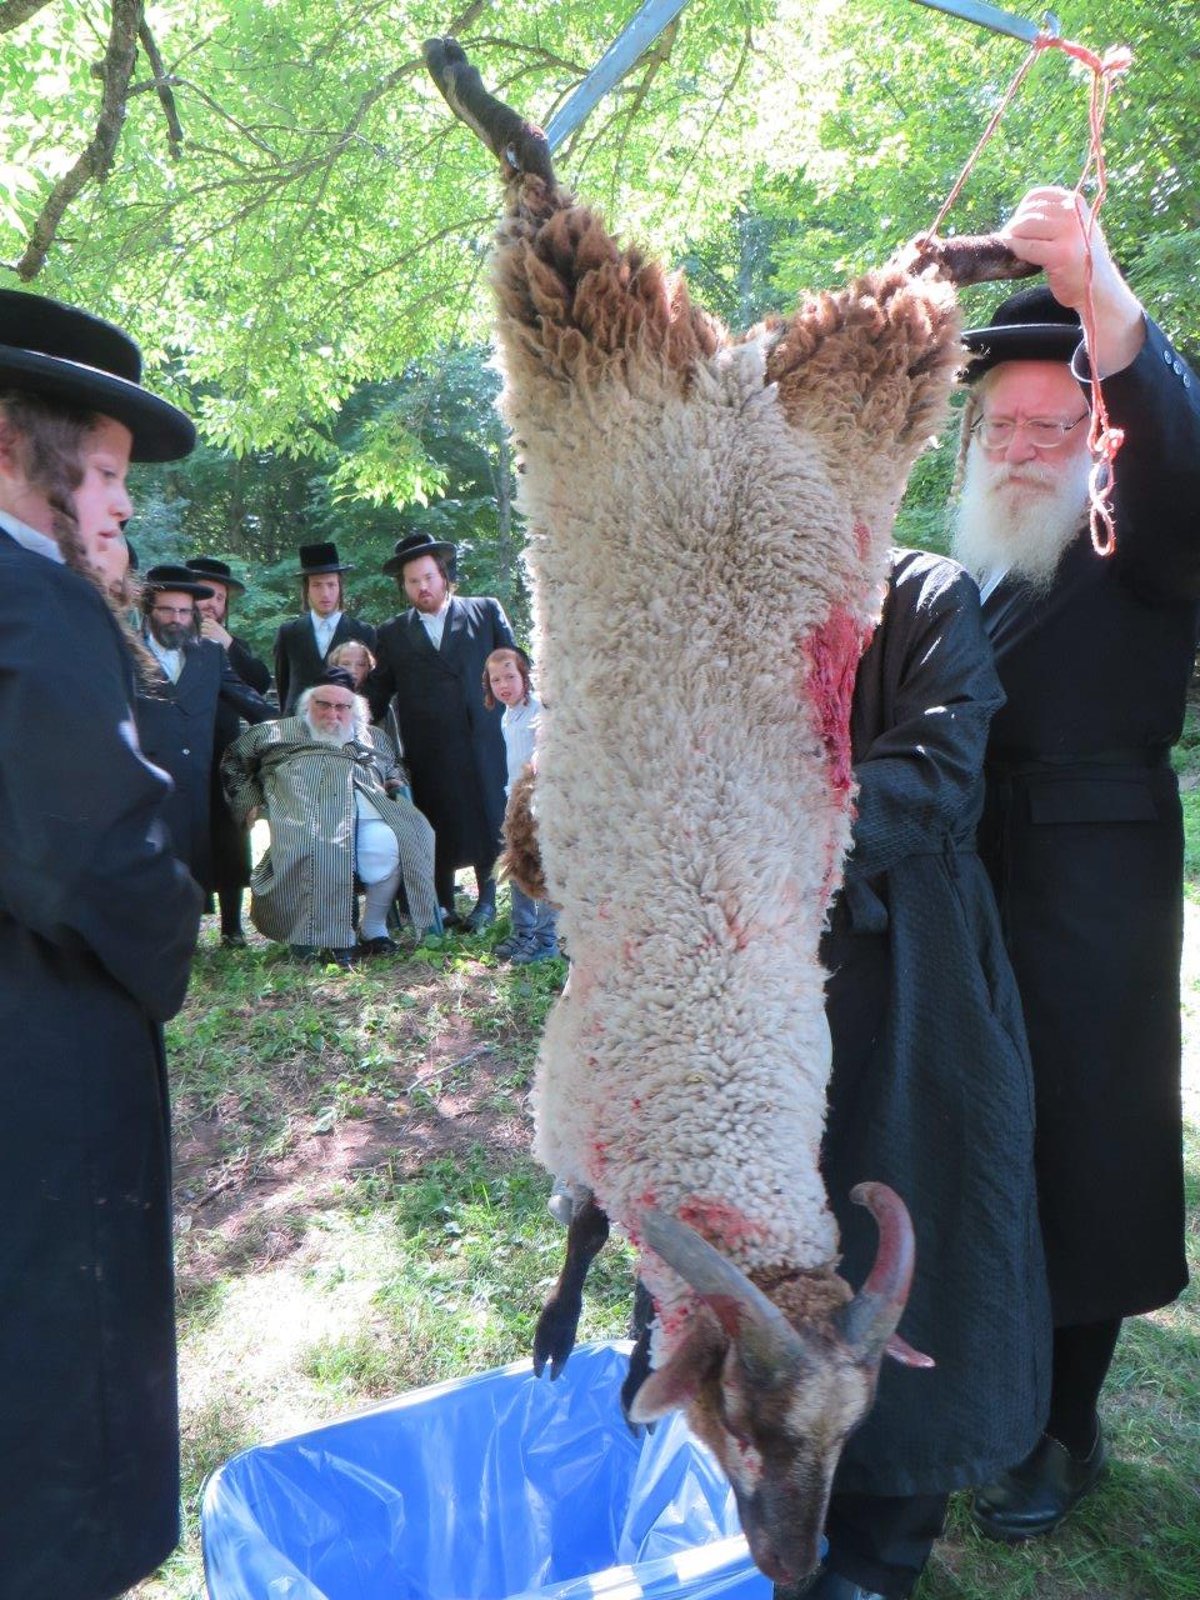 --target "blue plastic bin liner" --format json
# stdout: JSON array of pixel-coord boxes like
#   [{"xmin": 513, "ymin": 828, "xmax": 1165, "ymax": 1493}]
[{"xmin": 202, "ymin": 1340, "xmax": 773, "ymax": 1600}]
